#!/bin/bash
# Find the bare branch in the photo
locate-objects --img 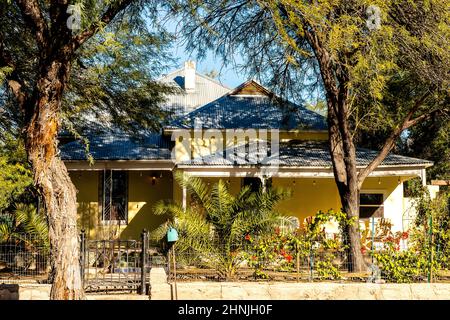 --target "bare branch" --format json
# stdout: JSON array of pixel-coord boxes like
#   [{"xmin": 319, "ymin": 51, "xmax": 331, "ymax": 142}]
[
  {"xmin": 68, "ymin": 0, "xmax": 134, "ymax": 51},
  {"xmin": 357, "ymin": 91, "xmax": 432, "ymax": 187},
  {"xmin": 0, "ymin": 39, "xmax": 27, "ymax": 110}
]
